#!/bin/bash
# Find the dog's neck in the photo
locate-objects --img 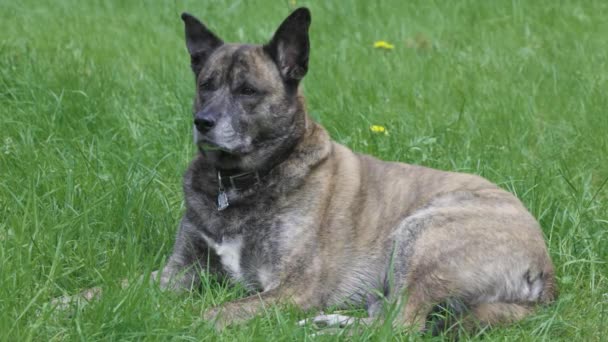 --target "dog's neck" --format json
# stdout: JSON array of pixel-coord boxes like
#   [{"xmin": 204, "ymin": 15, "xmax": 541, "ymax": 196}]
[
  {"xmin": 213, "ymin": 138, "xmax": 294, "ymax": 198},
  {"xmin": 190, "ymin": 113, "xmax": 331, "ymax": 209},
  {"xmin": 212, "ymin": 114, "xmax": 309, "ymax": 191}
]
